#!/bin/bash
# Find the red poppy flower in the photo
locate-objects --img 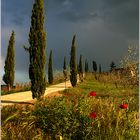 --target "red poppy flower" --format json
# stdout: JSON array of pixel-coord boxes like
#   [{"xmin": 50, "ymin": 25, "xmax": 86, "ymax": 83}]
[
  {"xmin": 120, "ymin": 104, "xmax": 128, "ymax": 109},
  {"xmin": 89, "ymin": 91, "xmax": 96, "ymax": 96},
  {"xmin": 63, "ymin": 93, "xmax": 70, "ymax": 96},
  {"xmin": 90, "ymin": 112, "xmax": 97, "ymax": 119},
  {"xmin": 64, "ymin": 93, "xmax": 68, "ymax": 96}
]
